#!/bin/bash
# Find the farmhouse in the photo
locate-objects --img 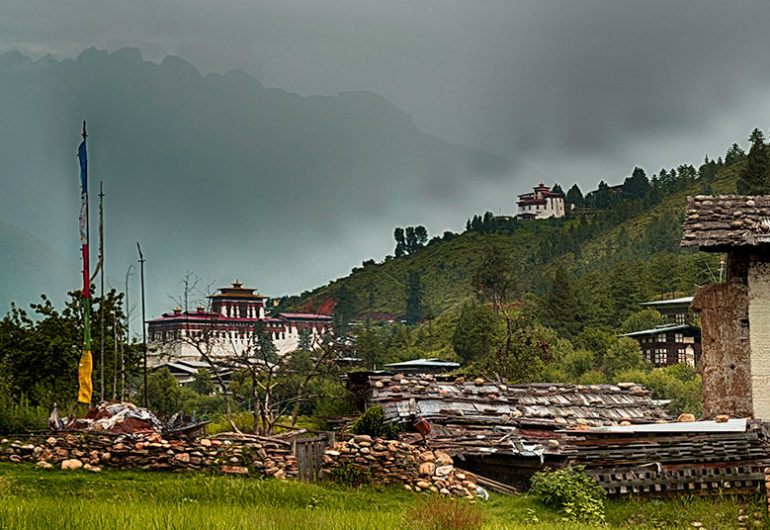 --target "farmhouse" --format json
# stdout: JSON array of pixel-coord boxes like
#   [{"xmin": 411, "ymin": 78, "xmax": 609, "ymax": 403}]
[
  {"xmin": 682, "ymin": 195, "xmax": 770, "ymax": 419},
  {"xmin": 619, "ymin": 322, "xmax": 700, "ymax": 368},
  {"xmin": 147, "ymin": 280, "xmax": 332, "ymax": 364}
]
